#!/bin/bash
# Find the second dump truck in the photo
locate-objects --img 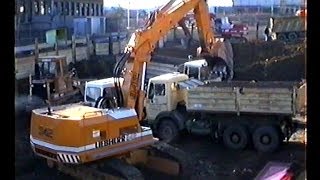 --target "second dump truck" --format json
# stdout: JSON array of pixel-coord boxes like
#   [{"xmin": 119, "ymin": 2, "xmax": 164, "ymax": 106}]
[{"xmin": 146, "ymin": 73, "xmax": 306, "ymax": 152}]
